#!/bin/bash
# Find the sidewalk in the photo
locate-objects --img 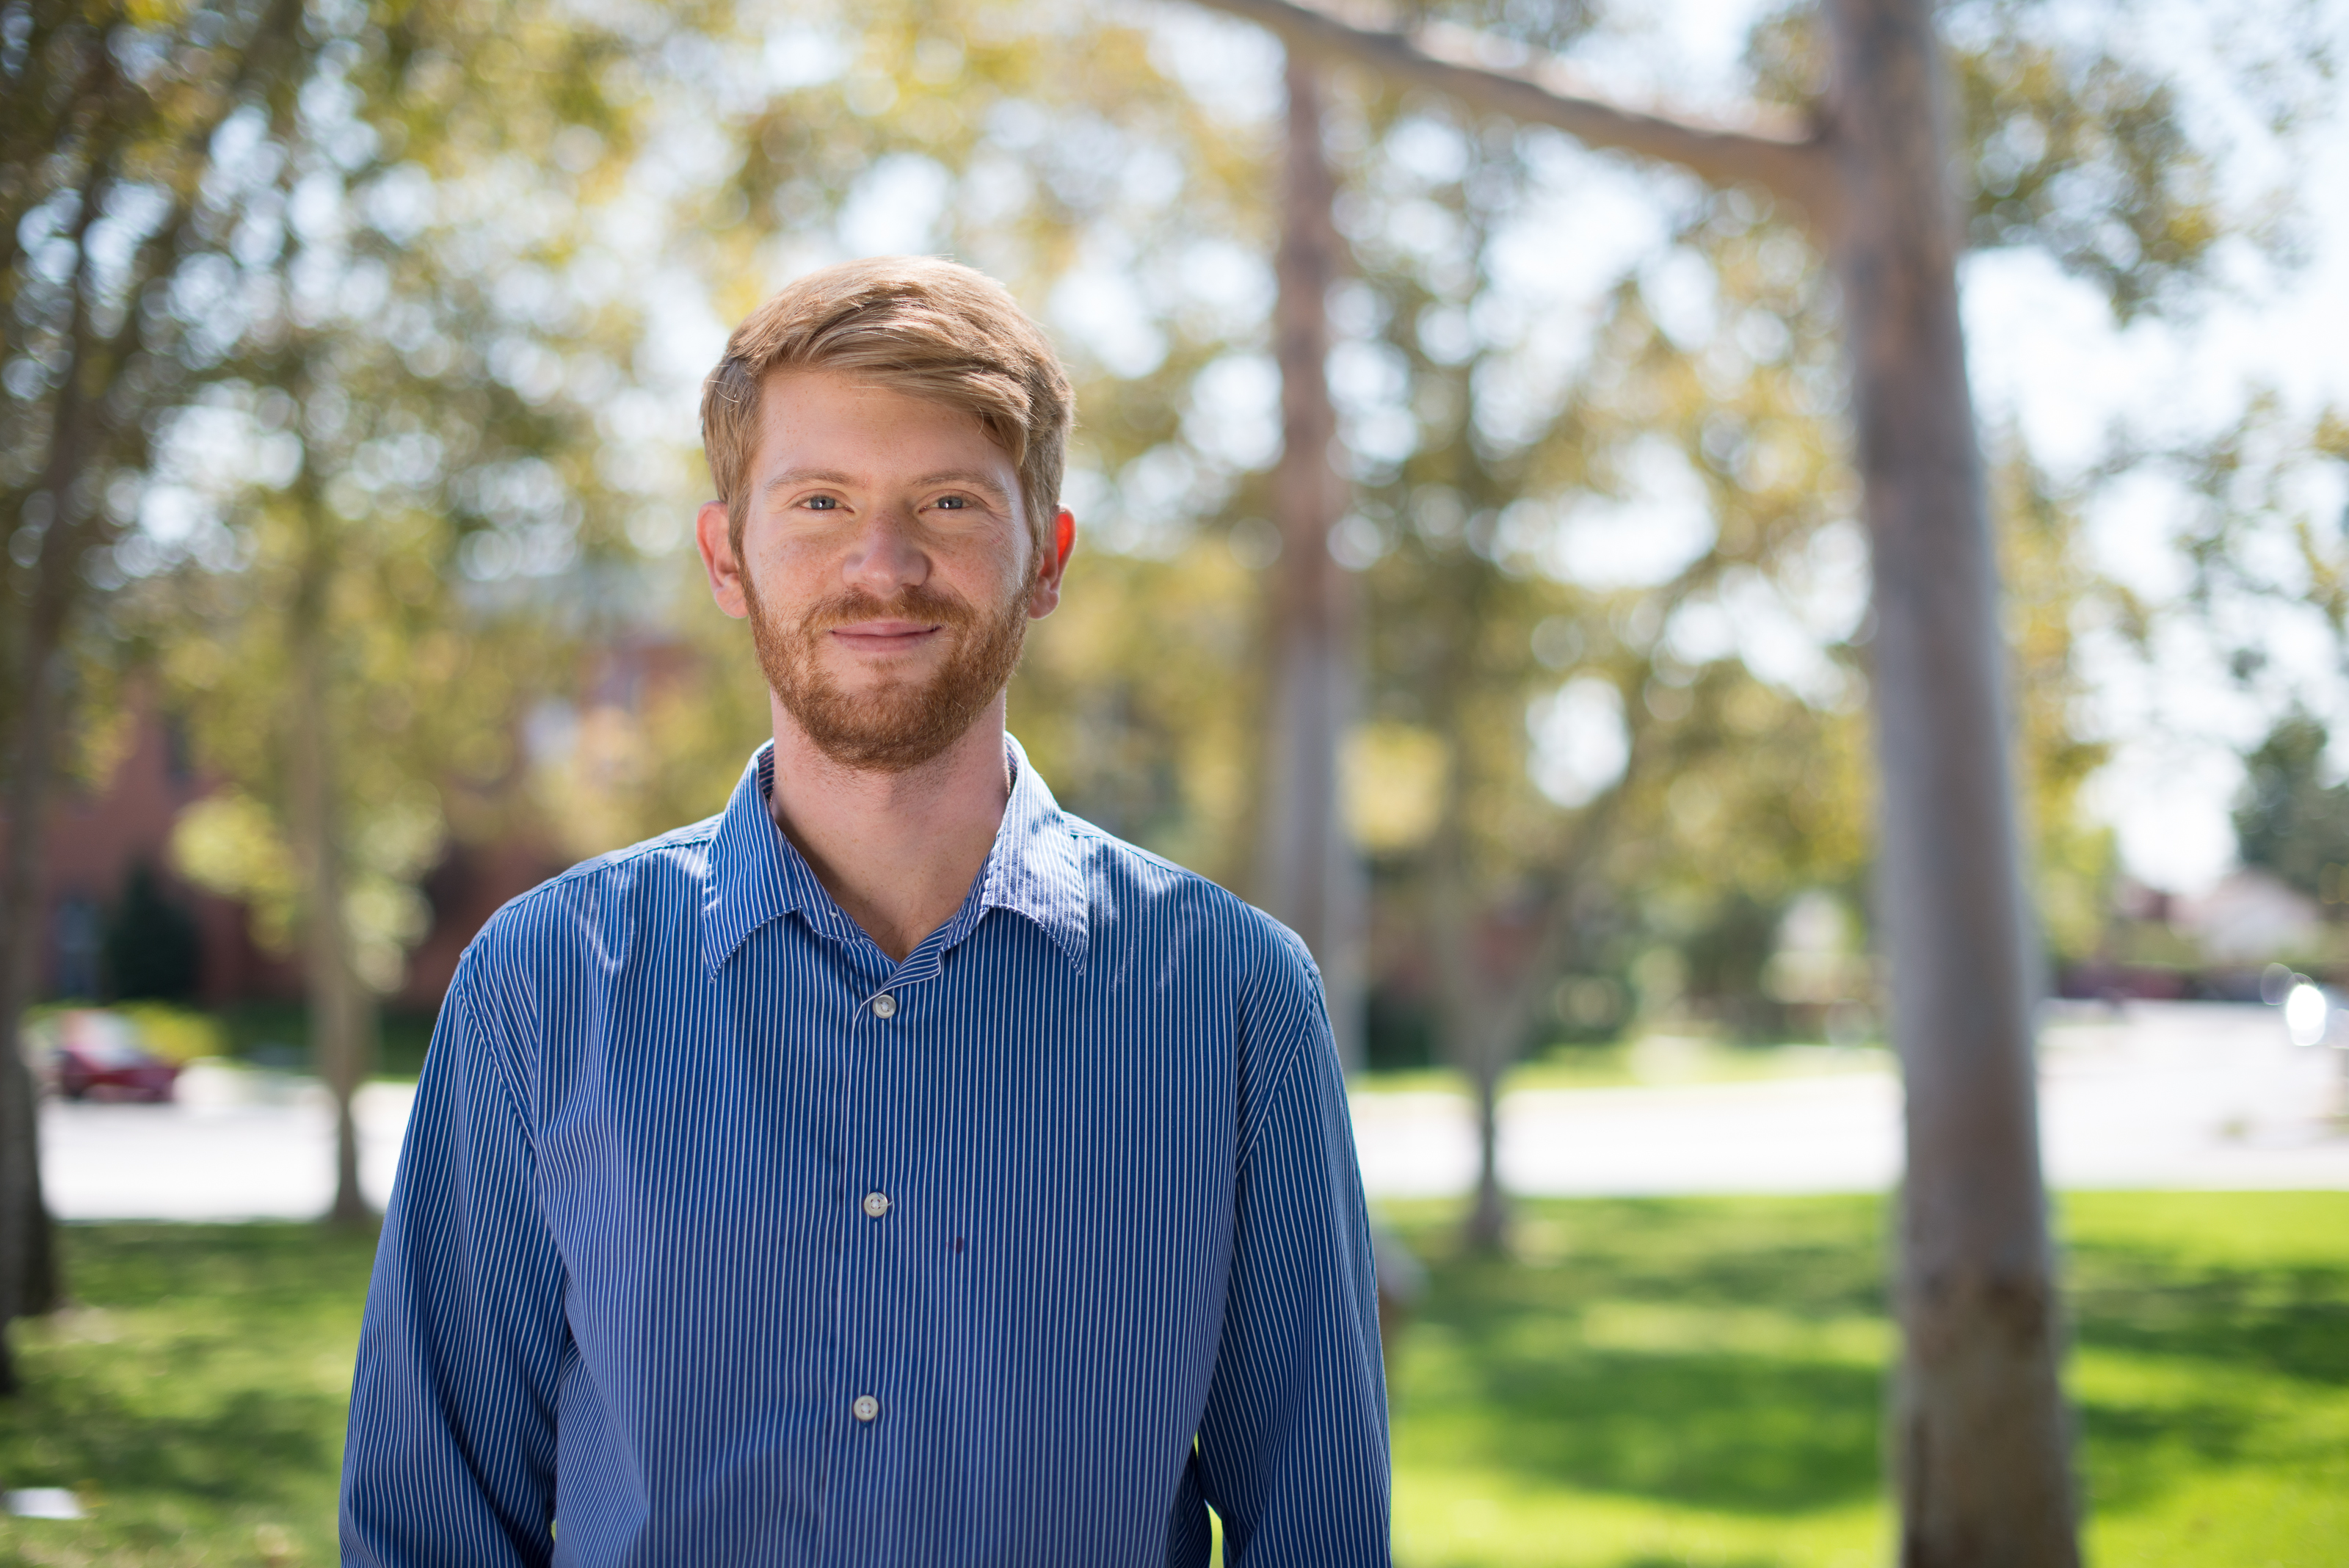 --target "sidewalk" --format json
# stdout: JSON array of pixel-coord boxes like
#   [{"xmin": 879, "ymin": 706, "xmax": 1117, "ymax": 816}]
[
  {"xmin": 1354, "ymin": 1001, "xmax": 2349, "ymax": 1197},
  {"xmin": 39, "ymin": 1001, "xmax": 2349, "ymax": 1221},
  {"xmin": 43, "ymin": 1064, "xmax": 413, "ymax": 1221}
]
